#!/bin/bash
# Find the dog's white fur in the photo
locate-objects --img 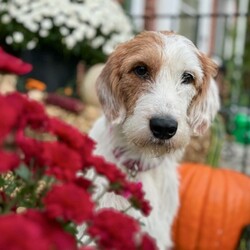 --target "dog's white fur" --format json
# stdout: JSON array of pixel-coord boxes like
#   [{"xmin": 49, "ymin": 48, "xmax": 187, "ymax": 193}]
[{"xmin": 89, "ymin": 31, "xmax": 220, "ymax": 249}]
